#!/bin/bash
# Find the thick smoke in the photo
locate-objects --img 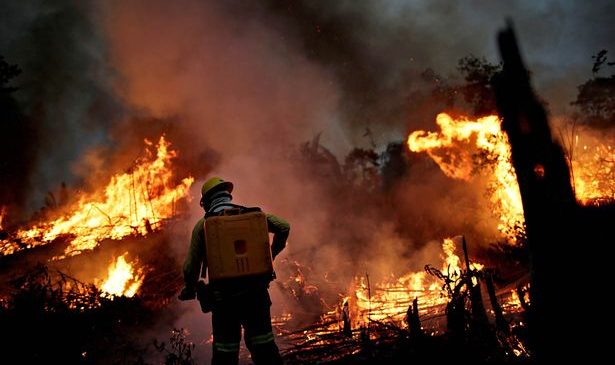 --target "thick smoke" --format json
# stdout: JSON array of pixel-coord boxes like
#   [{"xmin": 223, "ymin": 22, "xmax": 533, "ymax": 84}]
[
  {"xmin": 96, "ymin": 2, "xmax": 499, "ymax": 358},
  {"xmin": 1, "ymin": 0, "xmax": 124, "ymax": 217},
  {"xmin": 2, "ymin": 0, "xmax": 614, "ymax": 361}
]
